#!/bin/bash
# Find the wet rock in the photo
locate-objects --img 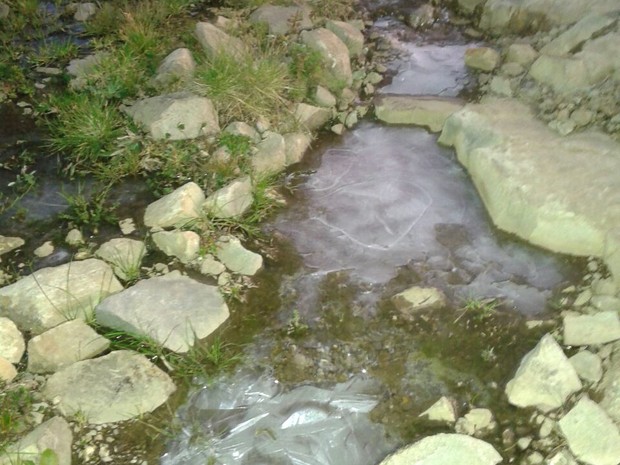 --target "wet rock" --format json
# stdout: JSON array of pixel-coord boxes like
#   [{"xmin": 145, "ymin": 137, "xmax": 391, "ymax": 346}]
[
  {"xmin": 374, "ymin": 95, "xmax": 463, "ymax": 133},
  {"xmin": 325, "ymin": 20, "xmax": 365, "ymax": 57},
  {"xmin": 124, "ymin": 92, "xmax": 219, "ymax": 140},
  {"xmin": 591, "ymin": 295, "xmax": 620, "ymax": 312},
  {"xmin": 391, "ymin": 286, "xmax": 447, "ymax": 315},
  {"xmin": 457, "ymin": 0, "xmax": 486, "ymax": 15},
  {"xmin": 345, "ymin": 110, "xmax": 358, "ymax": 128},
  {"xmin": 300, "ymin": 28, "xmax": 352, "ymax": 90},
  {"xmin": 529, "ymin": 52, "xmax": 610, "ymax": 95},
  {"xmin": 143, "ymin": 181, "xmax": 205, "ymax": 229},
  {"xmin": 504, "ymin": 334, "xmax": 582, "ymax": 412},
  {"xmin": 223, "ymin": 121, "xmax": 261, "ymax": 143},
  {"xmin": 195, "ymin": 22, "xmax": 246, "ymax": 59},
  {"xmin": 73, "ymin": 2, "xmax": 97, "ymax": 21},
  {"xmin": 0, "ymin": 317, "xmax": 25, "ymax": 363},
  {"xmin": 199, "ymin": 254, "xmax": 226, "ymax": 276},
  {"xmin": 42, "ymin": 351, "xmax": 176, "ymax": 424},
  {"xmin": 0, "ymin": 259, "xmax": 122, "ymax": 335},
  {"xmin": 295, "ymin": 103, "xmax": 332, "ymax": 131},
  {"xmin": 569, "ymin": 350, "xmax": 603, "ymax": 383},
  {"xmin": 605, "ymin": 228, "xmax": 620, "ymax": 292},
  {"xmin": 203, "ymin": 176, "xmax": 253, "ymax": 219},
  {"xmin": 505, "ymin": 43, "xmax": 539, "ymax": 67},
  {"xmin": 331, "ymin": 123, "xmax": 345, "ymax": 135},
  {"xmin": 438, "ymin": 99, "xmax": 620, "ymax": 264},
  {"xmin": 541, "ymin": 14, "xmax": 616, "ymax": 56},
  {"xmin": 313, "ymin": 85, "xmax": 337, "ymax": 108},
  {"xmin": 558, "ymin": 396, "xmax": 620, "ymax": 465},
  {"xmin": 563, "ymin": 311, "xmax": 620, "ymax": 346},
  {"xmin": 249, "ymin": 4, "xmax": 312, "ymax": 35},
  {"xmin": 252, "ymin": 131, "xmax": 287, "ymax": 175},
  {"xmin": 0, "ymin": 356, "xmax": 17, "ymax": 382},
  {"xmin": 379, "ymin": 433, "xmax": 502, "ymax": 465},
  {"xmin": 65, "ymin": 228, "xmax": 84, "ymax": 245},
  {"xmin": 406, "ymin": 4, "xmax": 436, "ymax": 29},
  {"xmin": 419, "ymin": 396, "xmax": 458, "ymax": 424},
  {"xmin": 501, "ymin": 62, "xmax": 525, "ymax": 76},
  {"xmin": 573, "ymin": 288, "xmax": 592, "ymax": 306},
  {"xmin": 1, "ymin": 416, "xmax": 72, "ymax": 465},
  {"xmin": 215, "ymin": 236, "xmax": 263, "ymax": 276},
  {"xmin": 27, "ymin": 319, "xmax": 109, "ymax": 373},
  {"xmin": 489, "ymin": 76, "xmax": 513, "ymax": 96},
  {"xmin": 599, "ymin": 347, "xmax": 620, "ymax": 423},
  {"xmin": 95, "ymin": 238, "xmax": 146, "ymax": 281},
  {"xmin": 464, "ymin": 47, "xmax": 500, "ymax": 71},
  {"xmin": 548, "ymin": 449, "xmax": 579, "ymax": 465},
  {"xmin": 455, "ymin": 408, "xmax": 497, "ymax": 437},
  {"xmin": 96, "ymin": 274, "xmax": 228, "ymax": 352},
  {"xmin": 152, "ymin": 230, "xmax": 200, "ymax": 264},
  {"xmin": 284, "ymin": 132, "xmax": 312, "ymax": 166},
  {"xmin": 0, "ymin": 235, "xmax": 24, "ymax": 256},
  {"xmin": 153, "ymin": 48, "xmax": 196, "ymax": 88}
]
